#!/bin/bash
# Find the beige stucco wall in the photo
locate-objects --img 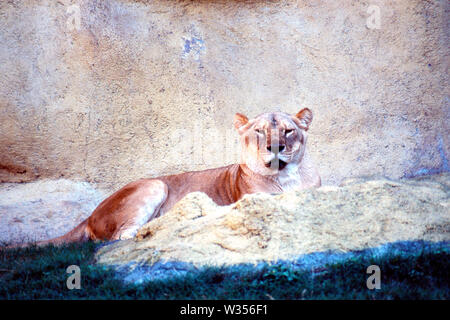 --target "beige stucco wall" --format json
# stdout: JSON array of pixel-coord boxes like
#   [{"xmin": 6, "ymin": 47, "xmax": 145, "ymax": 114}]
[{"xmin": 0, "ymin": 0, "xmax": 448, "ymax": 191}]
